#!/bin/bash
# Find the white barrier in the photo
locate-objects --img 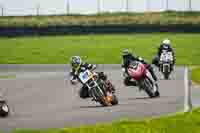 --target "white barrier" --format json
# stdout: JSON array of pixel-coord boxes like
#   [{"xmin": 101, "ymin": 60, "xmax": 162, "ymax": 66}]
[{"xmin": 184, "ymin": 66, "xmax": 192, "ymax": 112}]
